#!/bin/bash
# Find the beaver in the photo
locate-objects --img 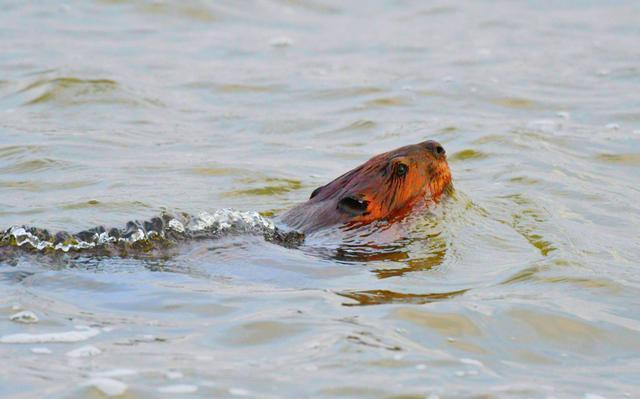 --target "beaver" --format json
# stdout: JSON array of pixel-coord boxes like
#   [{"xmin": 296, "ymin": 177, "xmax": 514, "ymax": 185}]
[
  {"xmin": 278, "ymin": 140, "xmax": 451, "ymax": 233},
  {"xmin": 0, "ymin": 140, "xmax": 450, "ymax": 255}
]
